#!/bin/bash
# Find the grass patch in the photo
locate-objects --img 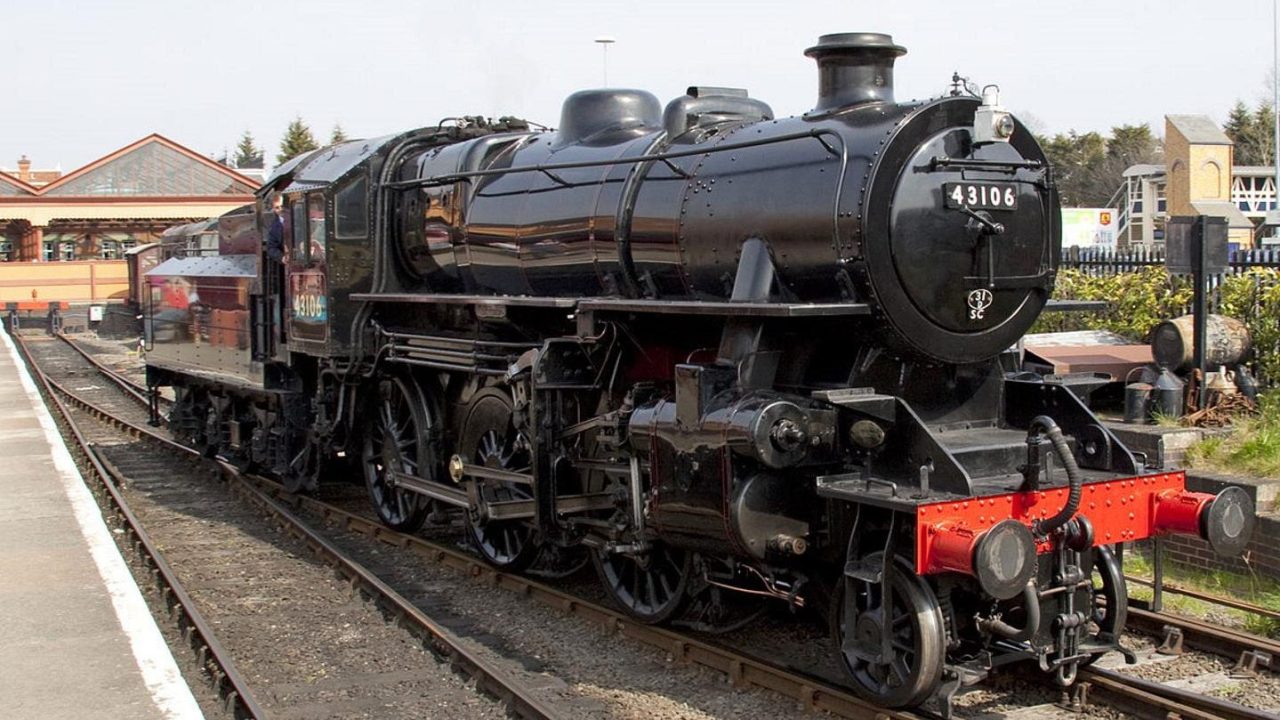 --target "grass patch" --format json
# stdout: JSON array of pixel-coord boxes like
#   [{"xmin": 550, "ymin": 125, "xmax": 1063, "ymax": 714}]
[
  {"xmin": 1185, "ymin": 390, "xmax": 1280, "ymax": 480},
  {"xmin": 1122, "ymin": 547, "xmax": 1280, "ymax": 638}
]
